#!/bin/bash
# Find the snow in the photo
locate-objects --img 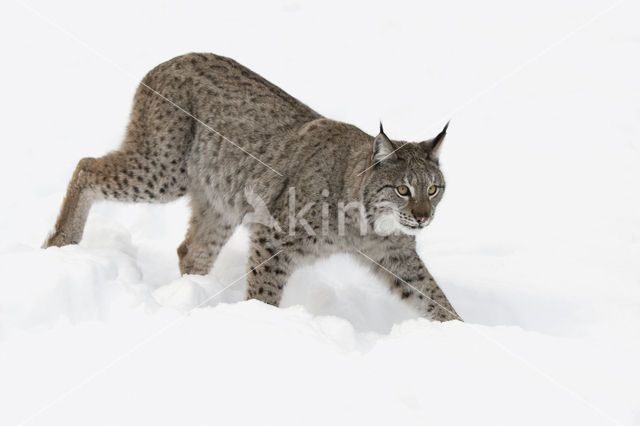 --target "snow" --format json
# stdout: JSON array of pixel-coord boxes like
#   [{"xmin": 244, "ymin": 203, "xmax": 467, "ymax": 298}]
[{"xmin": 1, "ymin": 0, "xmax": 639, "ymax": 424}]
